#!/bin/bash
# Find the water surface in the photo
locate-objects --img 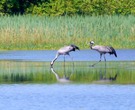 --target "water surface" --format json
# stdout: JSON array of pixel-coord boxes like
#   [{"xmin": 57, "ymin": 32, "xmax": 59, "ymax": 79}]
[
  {"xmin": 0, "ymin": 50, "xmax": 135, "ymax": 110},
  {"xmin": 0, "ymin": 84, "xmax": 135, "ymax": 110},
  {"xmin": 0, "ymin": 49, "xmax": 135, "ymax": 61}
]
